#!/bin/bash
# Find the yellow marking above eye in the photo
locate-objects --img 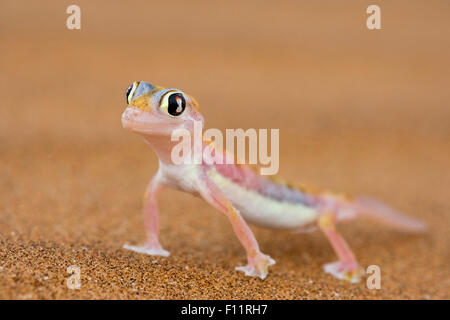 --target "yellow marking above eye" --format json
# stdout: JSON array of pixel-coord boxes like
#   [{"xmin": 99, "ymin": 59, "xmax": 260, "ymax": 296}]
[{"xmin": 126, "ymin": 81, "xmax": 139, "ymax": 104}]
